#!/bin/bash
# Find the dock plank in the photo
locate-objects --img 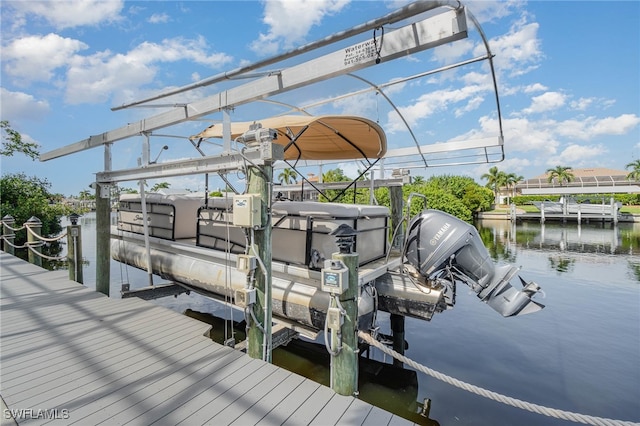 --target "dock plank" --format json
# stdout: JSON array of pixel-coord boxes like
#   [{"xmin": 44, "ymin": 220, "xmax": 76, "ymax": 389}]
[
  {"xmin": 1, "ymin": 252, "xmax": 415, "ymax": 425},
  {"xmin": 256, "ymin": 378, "xmax": 321, "ymax": 425}
]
